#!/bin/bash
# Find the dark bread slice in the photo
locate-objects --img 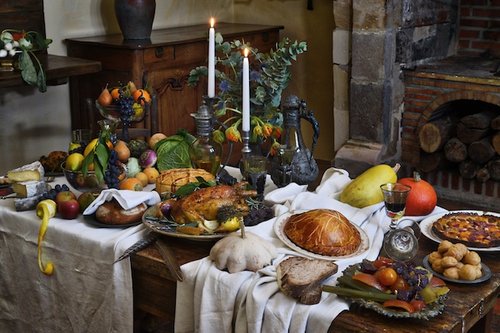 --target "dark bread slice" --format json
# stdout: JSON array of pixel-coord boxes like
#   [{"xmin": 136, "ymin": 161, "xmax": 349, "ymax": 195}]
[{"xmin": 276, "ymin": 256, "xmax": 338, "ymax": 305}]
